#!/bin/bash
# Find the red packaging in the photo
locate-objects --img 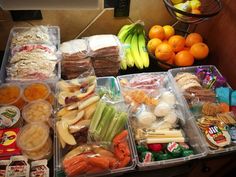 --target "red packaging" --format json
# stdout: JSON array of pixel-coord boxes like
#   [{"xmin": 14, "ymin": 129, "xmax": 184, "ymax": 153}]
[{"xmin": 0, "ymin": 128, "xmax": 21, "ymax": 159}]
